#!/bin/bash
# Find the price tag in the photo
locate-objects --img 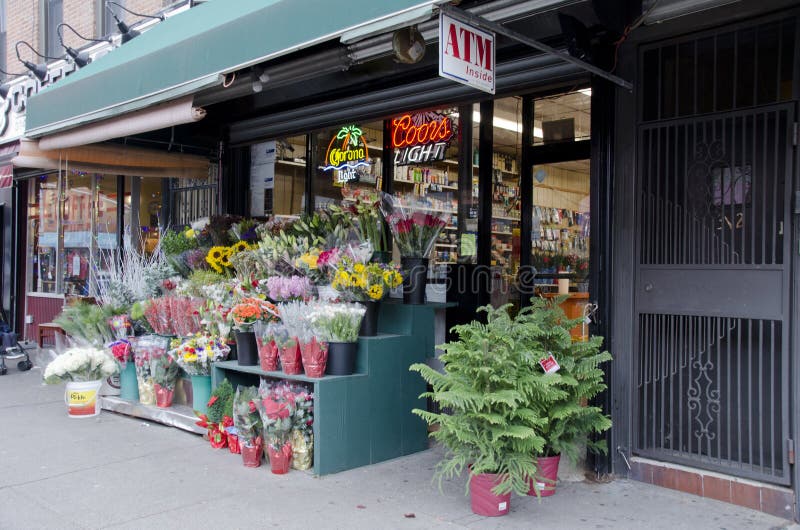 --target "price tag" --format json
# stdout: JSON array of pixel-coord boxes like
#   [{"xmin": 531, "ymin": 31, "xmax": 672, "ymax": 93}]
[{"xmin": 539, "ymin": 353, "xmax": 560, "ymax": 374}]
